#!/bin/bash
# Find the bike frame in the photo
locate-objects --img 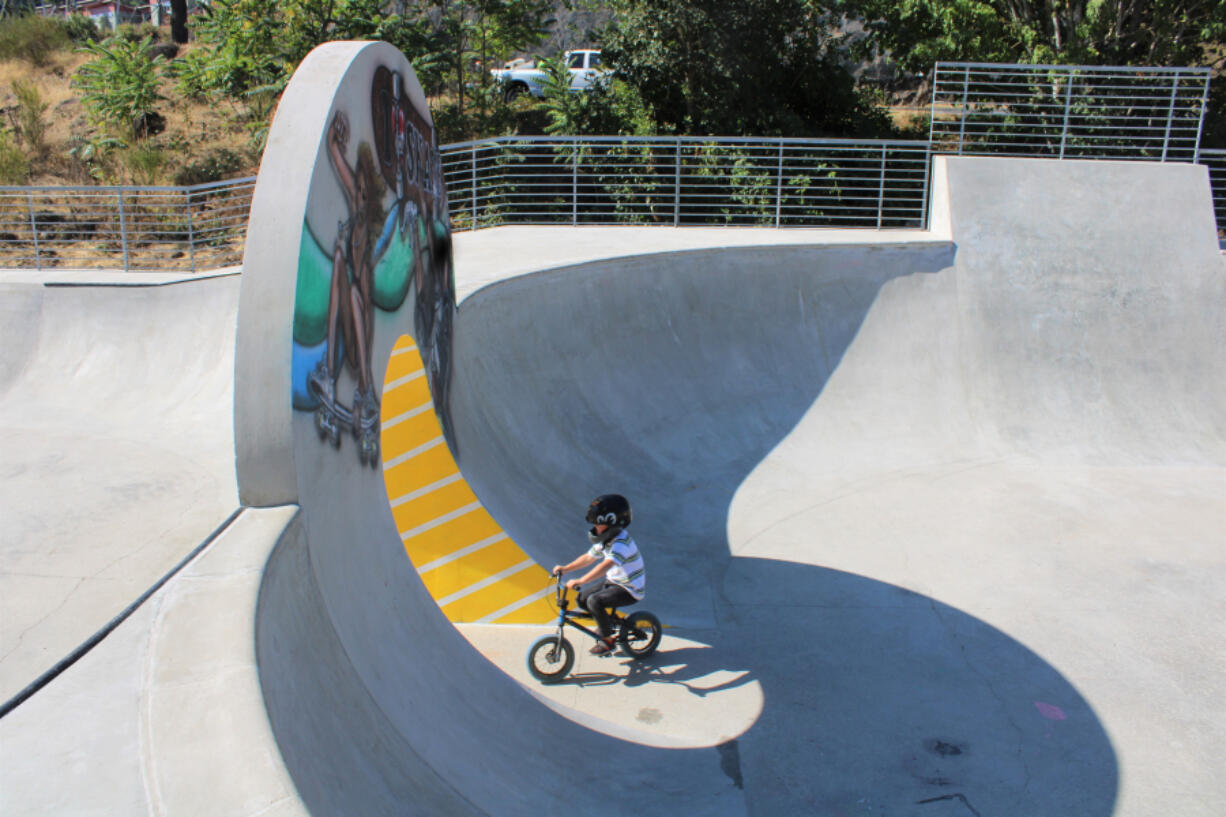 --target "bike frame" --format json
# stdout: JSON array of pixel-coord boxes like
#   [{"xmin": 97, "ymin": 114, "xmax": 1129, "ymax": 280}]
[{"xmin": 549, "ymin": 578, "xmax": 625, "ymax": 645}]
